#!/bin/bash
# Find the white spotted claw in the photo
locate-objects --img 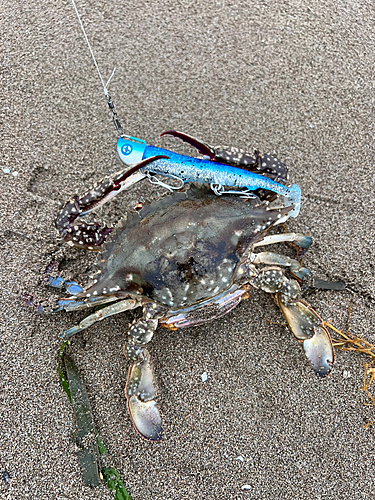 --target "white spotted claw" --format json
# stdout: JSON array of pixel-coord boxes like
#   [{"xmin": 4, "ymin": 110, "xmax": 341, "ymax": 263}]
[
  {"xmin": 125, "ymin": 348, "xmax": 162, "ymax": 441},
  {"xmin": 277, "ymin": 296, "xmax": 334, "ymax": 377},
  {"xmin": 126, "ymin": 349, "xmax": 158, "ymax": 400},
  {"xmin": 277, "ymin": 298, "xmax": 320, "ymax": 340}
]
